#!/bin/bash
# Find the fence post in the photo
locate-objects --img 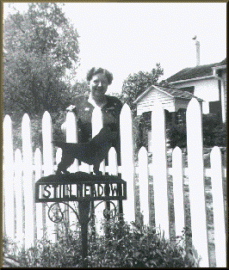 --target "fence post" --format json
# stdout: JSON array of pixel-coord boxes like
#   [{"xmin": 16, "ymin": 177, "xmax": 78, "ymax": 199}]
[
  {"xmin": 35, "ymin": 148, "xmax": 43, "ymax": 240},
  {"xmin": 186, "ymin": 98, "xmax": 209, "ymax": 267},
  {"xmin": 3, "ymin": 115, "xmax": 14, "ymax": 240},
  {"xmin": 14, "ymin": 149, "xmax": 23, "ymax": 248},
  {"xmin": 172, "ymin": 147, "xmax": 185, "ymax": 239},
  {"xmin": 22, "ymin": 114, "xmax": 35, "ymax": 248},
  {"xmin": 151, "ymin": 100, "xmax": 169, "ymax": 238},
  {"xmin": 138, "ymin": 147, "xmax": 149, "ymax": 226},
  {"xmin": 210, "ymin": 146, "xmax": 226, "ymax": 267},
  {"xmin": 42, "ymin": 111, "xmax": 55, "ymax": 241},
  {"xmin": 120, "ymin": 103, "xmax": 135, "ymax": 223}
]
